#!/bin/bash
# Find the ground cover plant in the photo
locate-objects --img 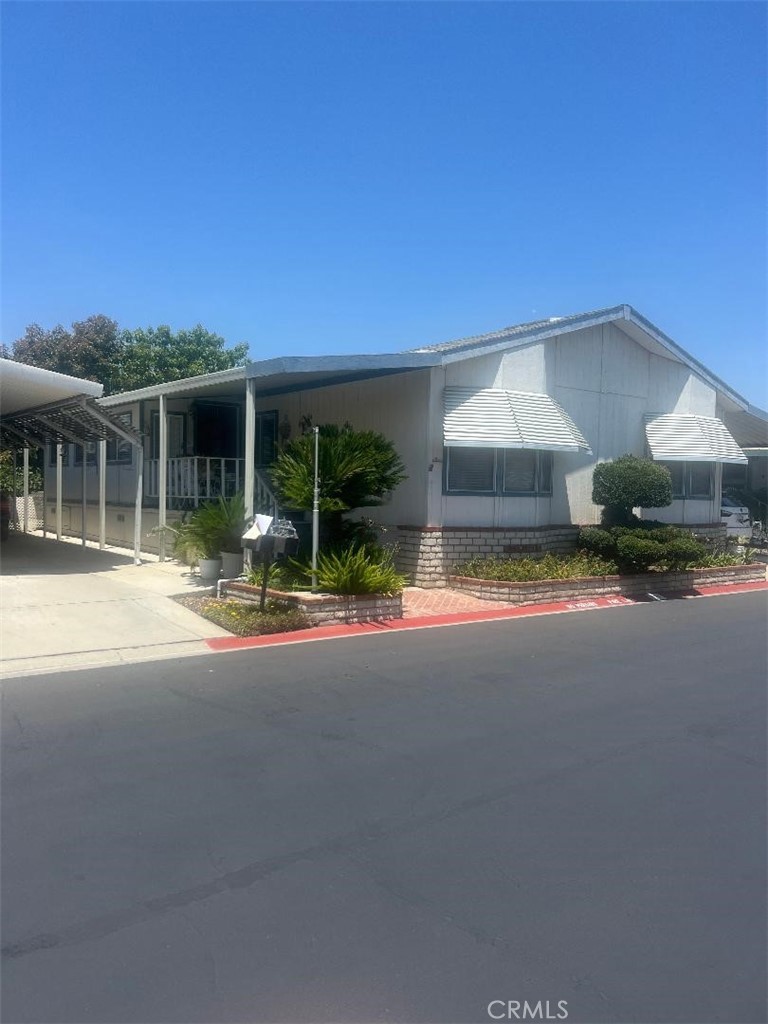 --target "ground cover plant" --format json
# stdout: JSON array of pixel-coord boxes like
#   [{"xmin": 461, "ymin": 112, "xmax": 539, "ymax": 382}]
[
  {"xmin": 176, "ymin": 595, "xmax": 310, "ymax": 637},
  {"xmin": 453, "ymin": 551, "xmax": 619, "ymax": 581}
]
